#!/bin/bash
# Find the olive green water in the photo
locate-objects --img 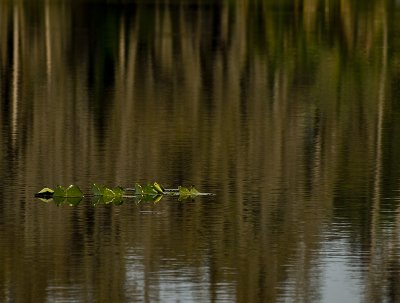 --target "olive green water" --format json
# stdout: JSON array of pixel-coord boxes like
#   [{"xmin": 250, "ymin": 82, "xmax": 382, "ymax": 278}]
[{"xmin": 1, "ymin": 1, "xmax": 400, "ymax": 302}]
